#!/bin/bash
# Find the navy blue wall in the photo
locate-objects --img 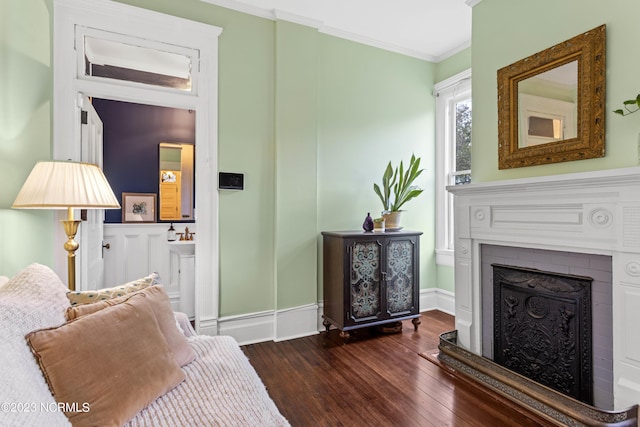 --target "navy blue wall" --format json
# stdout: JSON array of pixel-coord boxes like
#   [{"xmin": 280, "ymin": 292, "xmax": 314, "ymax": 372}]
[{"xmin": 93, "ymin": 99, "xmax": 195, "ymax": 223}]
